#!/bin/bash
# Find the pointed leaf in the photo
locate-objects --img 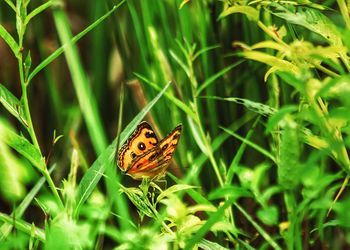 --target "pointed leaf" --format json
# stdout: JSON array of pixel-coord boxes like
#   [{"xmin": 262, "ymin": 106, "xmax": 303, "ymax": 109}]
[
  {"xmin": 0, "ymin": 121, "xmax": 45, "ymax": 171},
  {"xmin": 0, "ymin": 83, "xmax": 28, "ymax": 127},
  {"xmin": 0, "ymin": 24, "xmax": 20, "ymax": 58}
]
